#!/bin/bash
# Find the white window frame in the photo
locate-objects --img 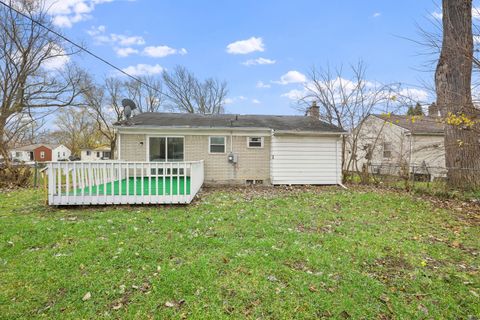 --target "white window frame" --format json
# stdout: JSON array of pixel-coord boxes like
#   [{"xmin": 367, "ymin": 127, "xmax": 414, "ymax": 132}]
[
  {"xmin": 146, "ymin": 135, "xmax": 185, "ymax": 162},
  {"xmin": 40, "ymin": 151, "xmax": 45, "ymax": 159},
  {"xmin": 209, "ymin": 136, "xmax": 226, "ymax": 154},
  {"xmin": 247, "ymin": 136, "xmax": 264, "ymax": 148}
]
